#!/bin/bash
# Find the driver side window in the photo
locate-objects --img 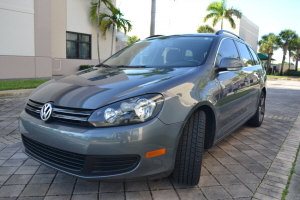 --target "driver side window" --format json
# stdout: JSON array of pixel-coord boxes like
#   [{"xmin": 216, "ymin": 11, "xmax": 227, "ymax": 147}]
[{"xmin": 217, "ymin": 39, "xmax": 240, "ymax": 65}]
